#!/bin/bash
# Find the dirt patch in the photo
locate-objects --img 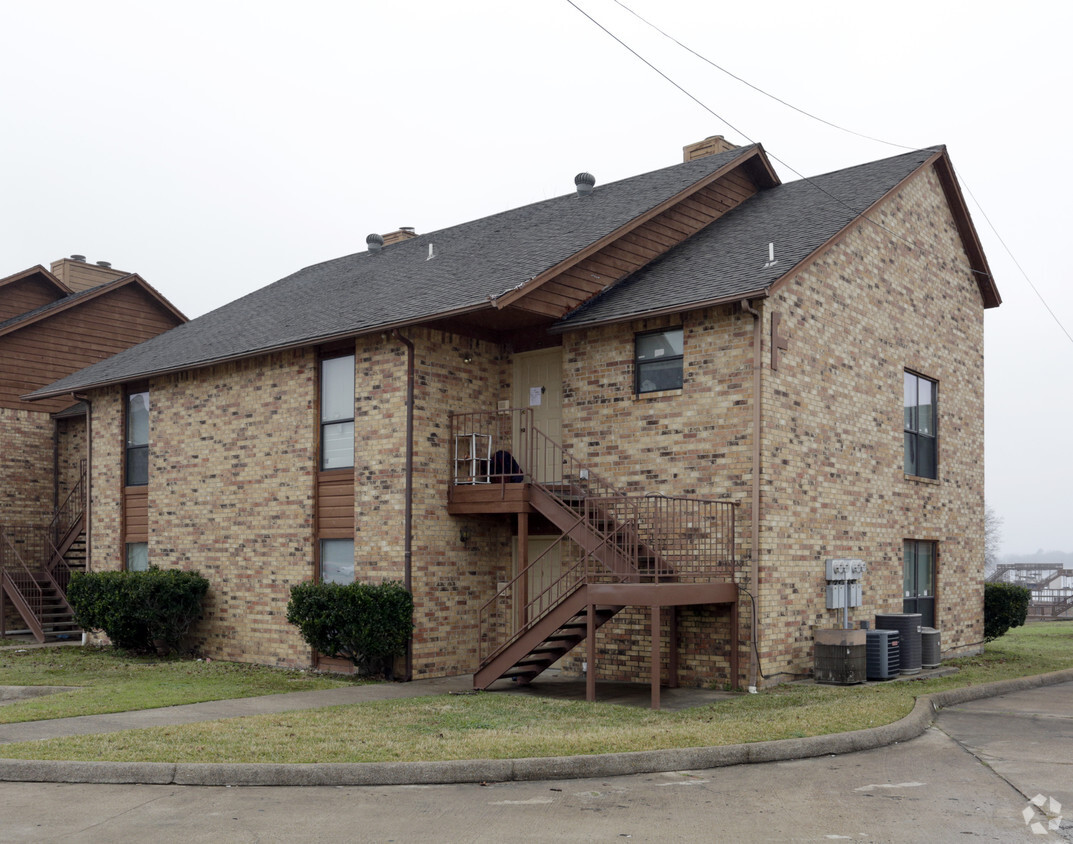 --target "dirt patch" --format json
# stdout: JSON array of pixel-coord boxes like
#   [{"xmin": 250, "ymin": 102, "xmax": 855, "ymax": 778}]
[{"xmin": 0, "ymin": 686, "xmax": 79, "ymax": 706}]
